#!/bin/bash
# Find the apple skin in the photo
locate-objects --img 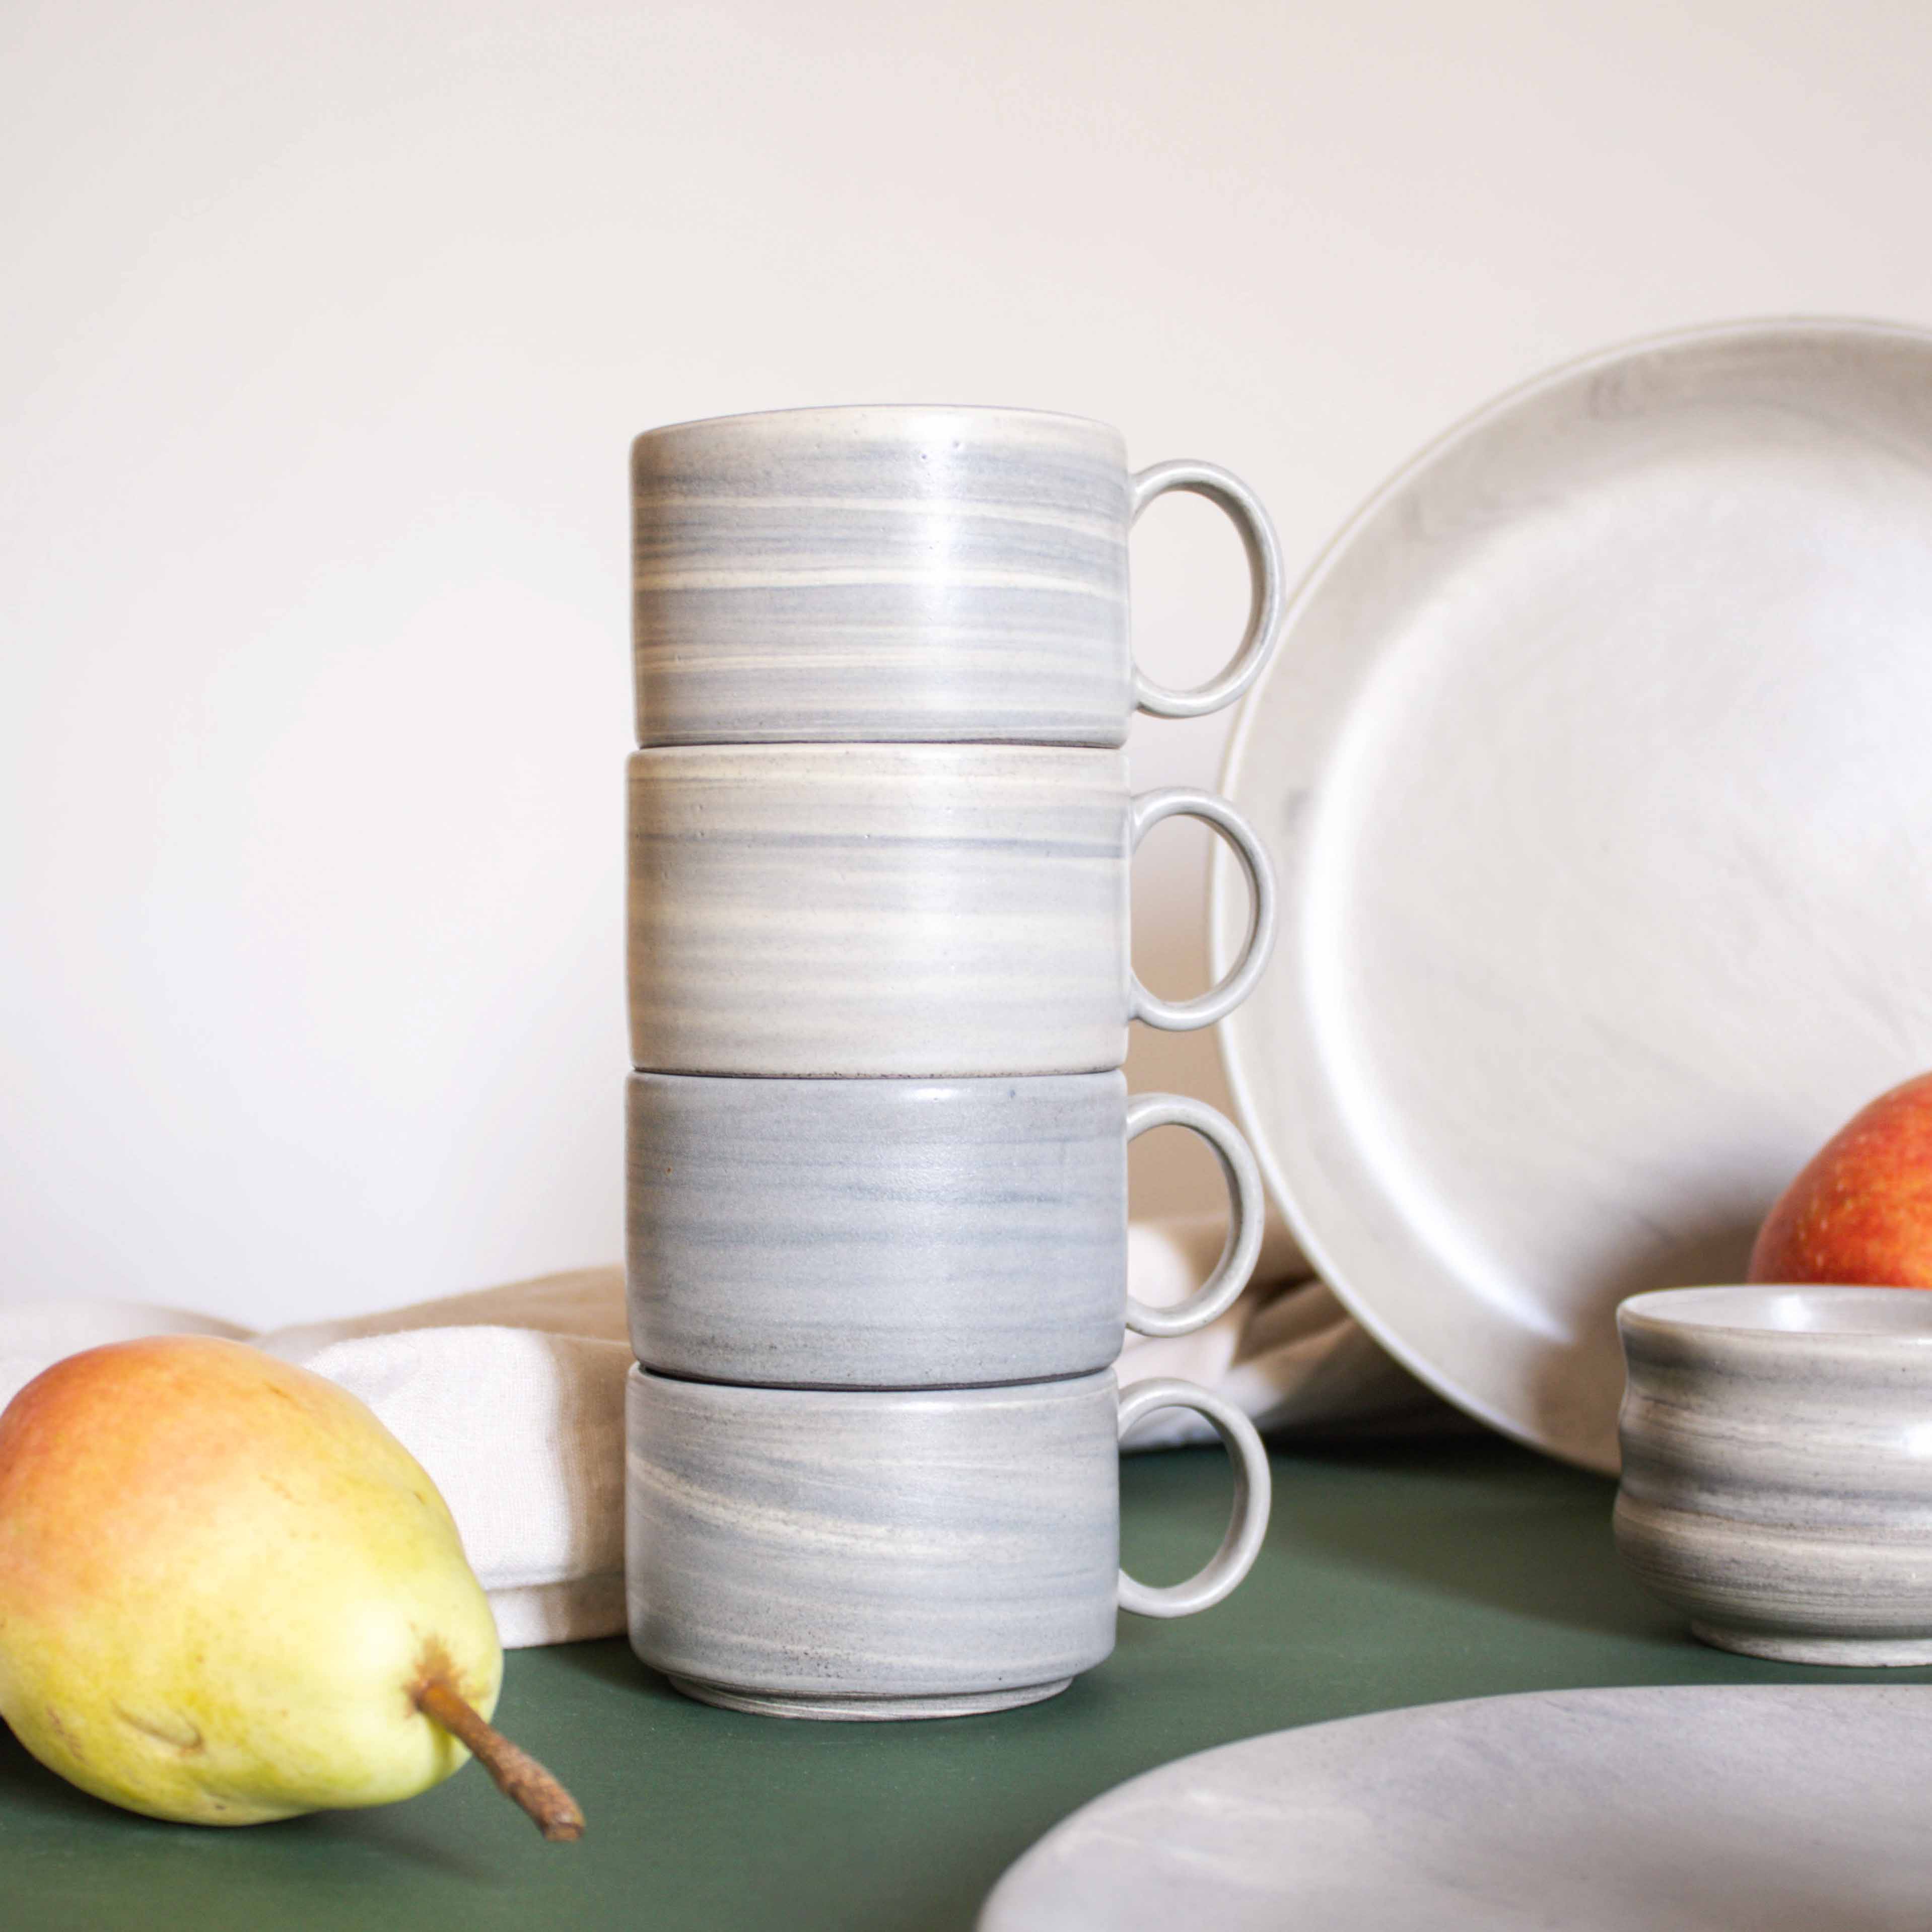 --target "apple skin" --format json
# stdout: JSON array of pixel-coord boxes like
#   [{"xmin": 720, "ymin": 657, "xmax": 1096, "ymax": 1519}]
[
  {"xmin": 1748, "ymin": 1072, "xmax": 1932, "ymax": 1288},
  {"xmin": 0, "ymin": 1336, "xmax": 502, "ymax": 1826}
]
